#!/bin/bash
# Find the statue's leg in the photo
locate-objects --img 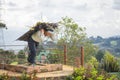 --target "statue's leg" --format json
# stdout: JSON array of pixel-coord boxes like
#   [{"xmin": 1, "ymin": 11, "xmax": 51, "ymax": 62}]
[{"xmin": 27, "ymin": 37, "xmax": 36, "ymax": 64}]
